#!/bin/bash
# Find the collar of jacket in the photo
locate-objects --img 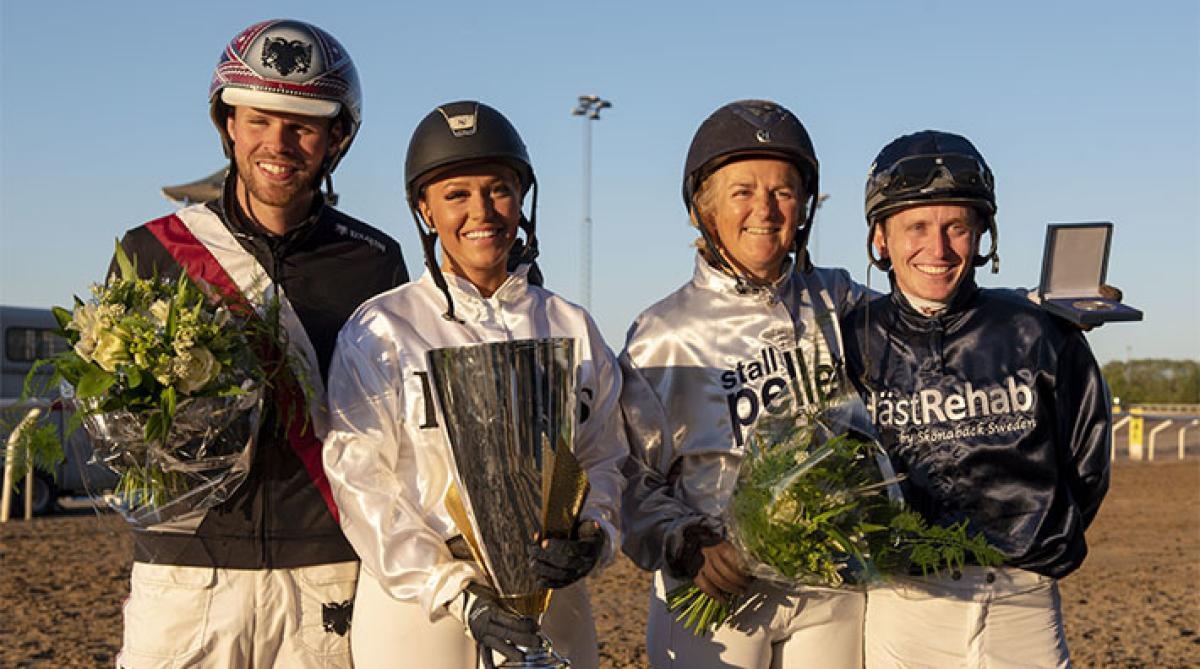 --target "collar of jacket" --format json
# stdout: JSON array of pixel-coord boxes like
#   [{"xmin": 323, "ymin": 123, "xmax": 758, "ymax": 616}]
[
  {"xmin": 420, "ymin": 264, "xmax": 532, "ymax": 321},
  {"xmin": 887, "ymin": 269, "xmax": 980, "ymax": 331},
  {"xmin": 691, "ymin": 251, "xmax": 796, "ymax": 303}
]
